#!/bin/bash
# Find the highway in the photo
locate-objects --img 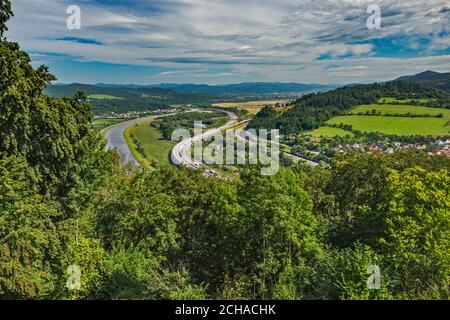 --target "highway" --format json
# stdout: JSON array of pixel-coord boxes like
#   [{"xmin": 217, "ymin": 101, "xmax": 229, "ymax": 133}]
[
  {"xmin": 234, "ymin": 128, "xmax": 320, "ymax": 167},
  {"xmin": 171, "ymin": 111, "xmax": 239, "ymax": 174},
  {"xmin": 104, "ymin": 109, "xmax": 319, "ymax": 172}
]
